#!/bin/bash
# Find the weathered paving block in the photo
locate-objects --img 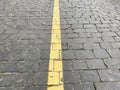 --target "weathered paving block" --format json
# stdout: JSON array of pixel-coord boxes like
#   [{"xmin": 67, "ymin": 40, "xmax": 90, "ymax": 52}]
[
  {"xmin": 14, "ymin": 72, "xmax": 34, "ymax": 86},
  {"xmin": 88, "ymin": 38, "xmax": 103, "ymax": 43},
  {"xmin": 74, "ymin": 29, "xmax": 86, "ymax": 33},
  {"xmin": 79, "ymin": 33, "xmax": 91, "ymax": 38},
  {"xmin": 100, "ymin": 43, "xmax": 112, "ymax": 49},
  {"xmin": 107, "ymin": 49, "xmax": 120, "ymax": 58},
  {"xmin": 63, "ymin": 61, "xmax": 72, "ymax": 71},
  {"xmin": 0, "ymin": 61, "xmax": 20, "ymax": 72},
  {"xmin": 64, "ymin": 84, "xmax": 74, "ymax": 90},
  {"xmin": 94, "ymin": 49, "xmax": 110, "ymax": 59},
  {"xmin": 62, "ymin": 50, "xmax": 75, "ymax": 59},
  {"xmin": 98, "ymin": 70, "xmax": 120, "ymax": 81},
  {"xmin": 80, "ymin": 70, "xmax": 100, "ymax": 82},
  {"xmin": 72, "ymin": 60, "xmax": 88, "ymax": 70},
  {"xmin": 63, "ymin": 71, "xmax": 80, "ymax": 84},
  {"xmin": 91, "ymin": 33, "xmax": 102, "ymax": 38},
  {"xmin": 38, "ymin": 61, "xmax": 49, "ymax": 71},
  {"xmin": 95, "ymin": 82, "xmax": 120, "ymax": 90},
  {"xmin": 33, "ymin": 72, "xmax": 48, "ymax": 85},
  {"xmin": 68, "ymin": 43, "xmax": 83, "ymax": 50},
  {"xmin": 86, "ymin": 59, "xmax": 106, "ymax": 69},
  {"xmin": 86, "ymin": 28, "xmax": 98, "ymax": 32},
  {"xmin": 83, "ymin": 24, "xmax": 96, "ymax": 29},
  {"xmin": 20, "ymin": 61, "xmax": 39, "ymax": 72},
  {"xmin": 0, "ymin": 87, "xmax": 24, "ymax": 90},
  {"xmin": 102, "ymin": 37, "xmax": 115, "ymax": 42},
  {"xmin": 104, "ymin": 59, "xmax": 120, "ymax": 69},
  {"xmin": 24, "ymin": 87, "xmax": 40, "ymax": 90},
  {"xmin": 111, "ymin": 42, "xmax": 120, "ymax": 48},
  {"xmin": 73, "ymin": 82, "xmax": 95, "ymax": 90},
  {"xmin": 96, "ymin": 24, "xmax": 110, "ymax": 28},
  {"xmin": 75, "ymin": 50, "xmax": 94, "ymax": 59},
  {"xmin": 98, "ymin": 28, "xmax": 110, "ymax": 32},
  {"xmin": 83, "ymin": 43, "xmax": 100, "ymax": 50},
  {"xmin": 0, "ymin": 73, "xmax": 17, "ymax": 87},
  {"xmin": 72, "ymin": 38, "xmax": 88, "ymax": 43},
  {"xmin": 102, "ymin": 32, "xmax": 117, "ymax": 37}
]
